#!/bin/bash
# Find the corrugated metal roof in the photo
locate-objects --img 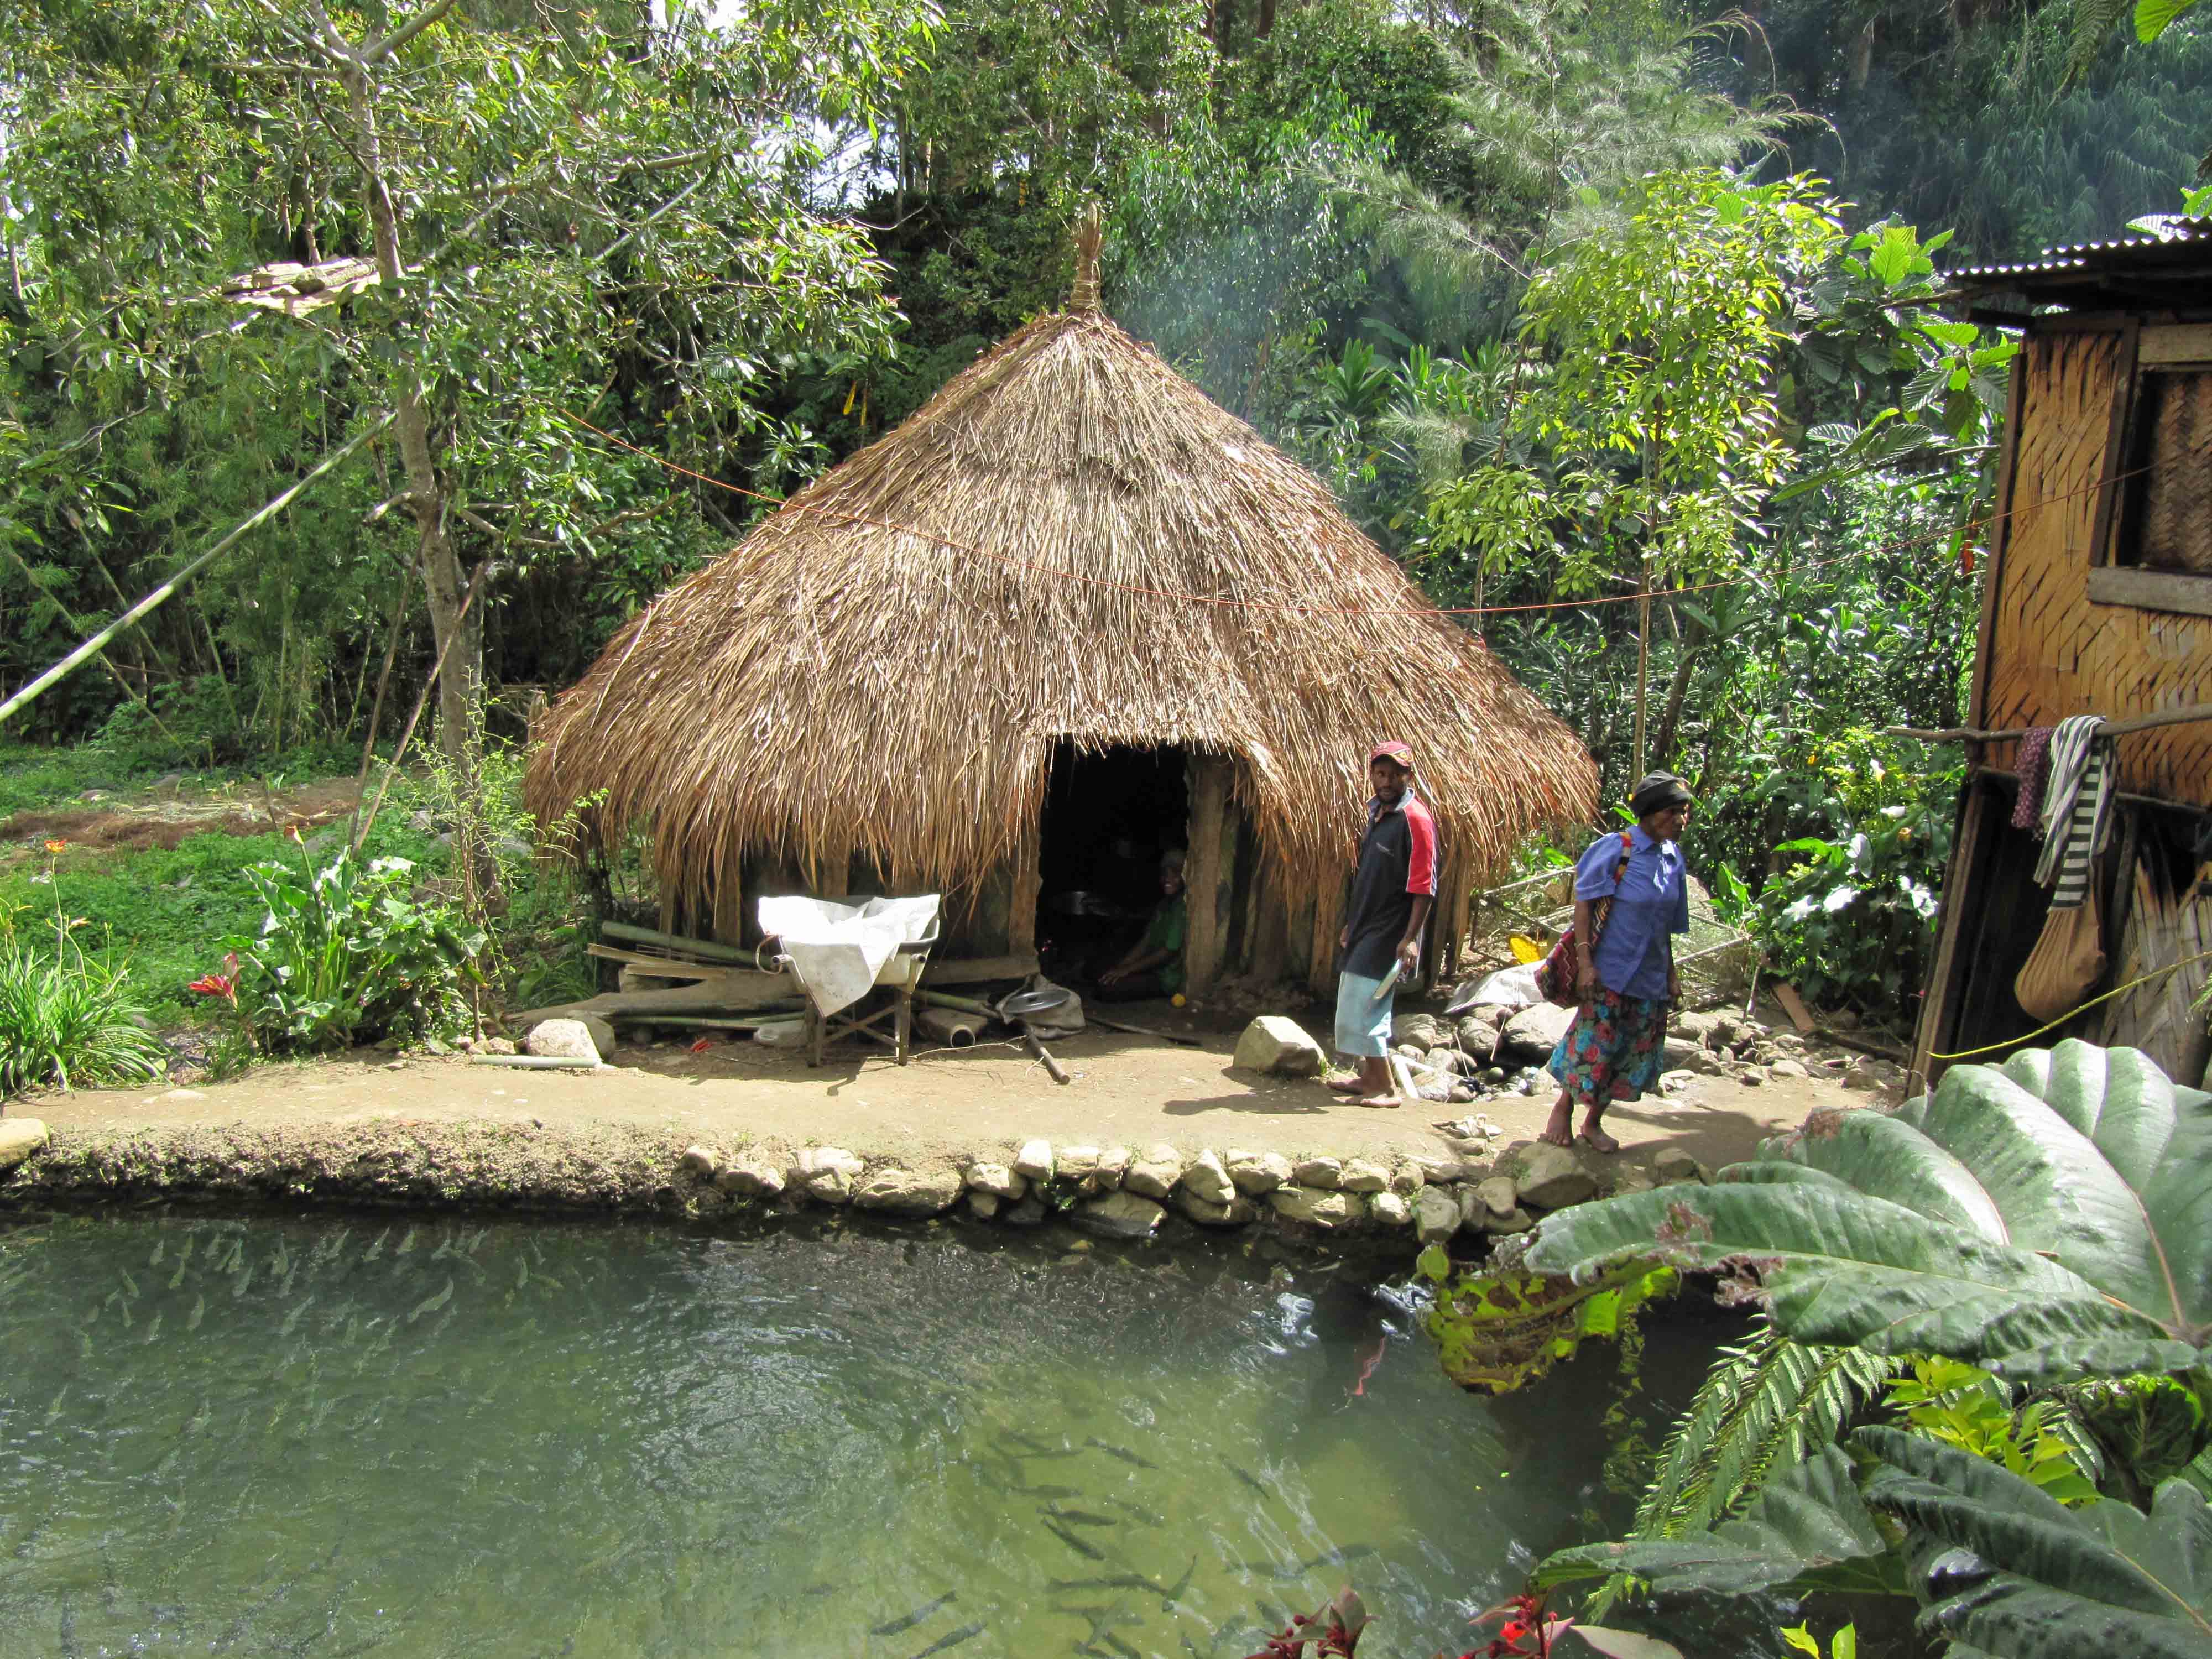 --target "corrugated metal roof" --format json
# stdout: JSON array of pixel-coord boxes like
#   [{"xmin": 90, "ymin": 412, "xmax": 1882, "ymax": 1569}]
[{"xmin": 1944, "ymin": 216, "xmax": 2212, "ymax": 293}]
